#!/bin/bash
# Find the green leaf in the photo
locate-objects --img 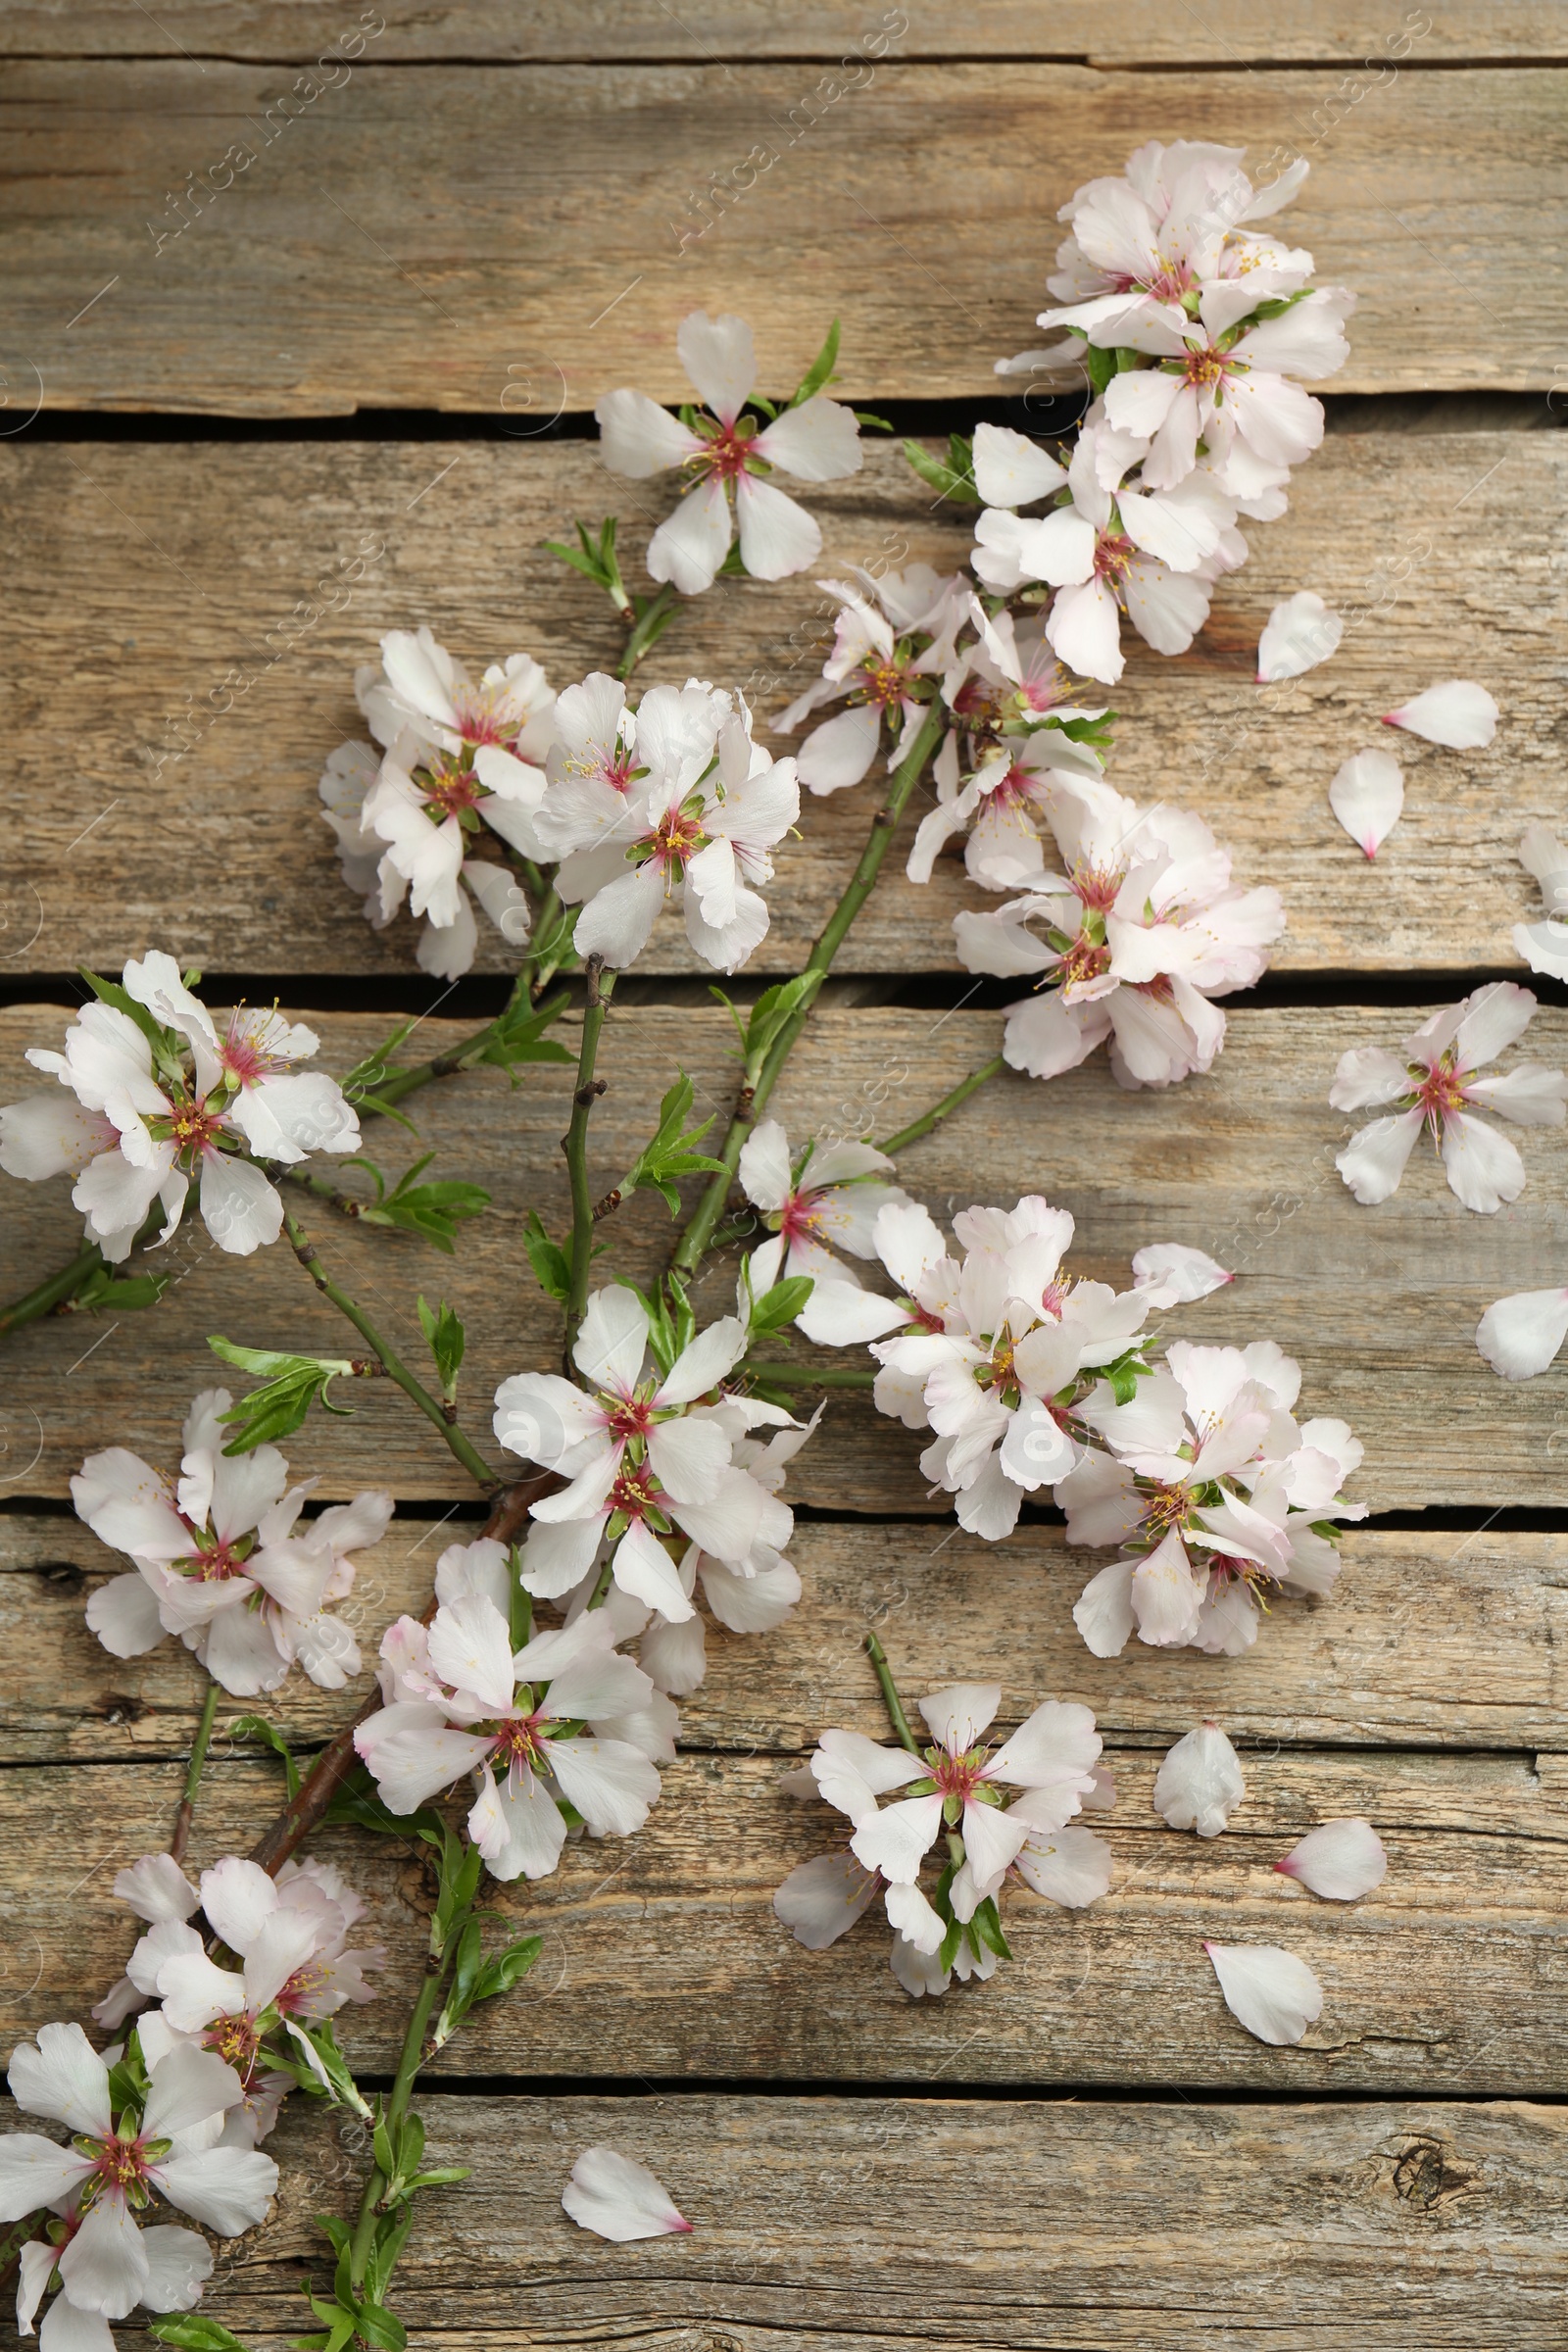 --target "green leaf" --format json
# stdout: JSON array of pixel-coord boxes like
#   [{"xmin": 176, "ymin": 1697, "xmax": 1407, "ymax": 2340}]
[
  {"xmin": 522, "ymin": 1210, "xmax": 570, "ymax": 1306},
  {"xmin": 416, "ymin": 1296, "xmax": 466, "ymax": 1401},
  {"xmin": 224, "ymin": 1714, "xmax": 301, "ymax": 1798},
  {"xmin": 207, "ymin": 1340, "xmax": 359, "ymax": 1451},
  {"xmin": 619, "ymin": 1070, "xmax": 728, "ymax": 1217},
  {"xmin": 737, "ymin": 973, "xmax": 815, "ymax": 1073},
  {"xmin": 431, "ymin": 1836, "xmax": 483, "ymax": 1960},
  {"xmin": 357, "ymin": 1152, "xmax": 489, "ymax": 1253},
  {"xmin": 355, "ymin": 2303, "xmax": 408, "ymax": 2351},
  {"xmin": 746, "ymin": 1274, "xmax": 814, "ymax": 1342},
  {"xmin": 286, "ymin": 2019, "xmax": 371, "ymax": 2119},
  {"xmin": 970, "ymin": 1894, "xmax": 1013, "ymax": 1961},
  {"xmin": 151, "ymin": 2319, "xmax": 257, "ymax": 2352},
  {"xmin": 478, "ymin": 992, "xmax": 574, "ymax": 1079},
  {"xmin": 542, "ymin": 514, "xmax": 632, "ymax": 619},
  {"xmin": 471, "ymin": 1934, "xmax": 544, "ymax": 2001},
  {"xmin": 1083, "ymin": 343, "xmax": 1119, "ymax": 395},
  {"xmin": 901, "ymin": 431, "xmax": 980, "ymax": 506},
  {"xmin": 70, "ymin": 1264, "xmax": 171, "ymax": 1315},
  {"xmin": 788, "ymin": 317, "xmax": 841, "ymax": 408}
]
